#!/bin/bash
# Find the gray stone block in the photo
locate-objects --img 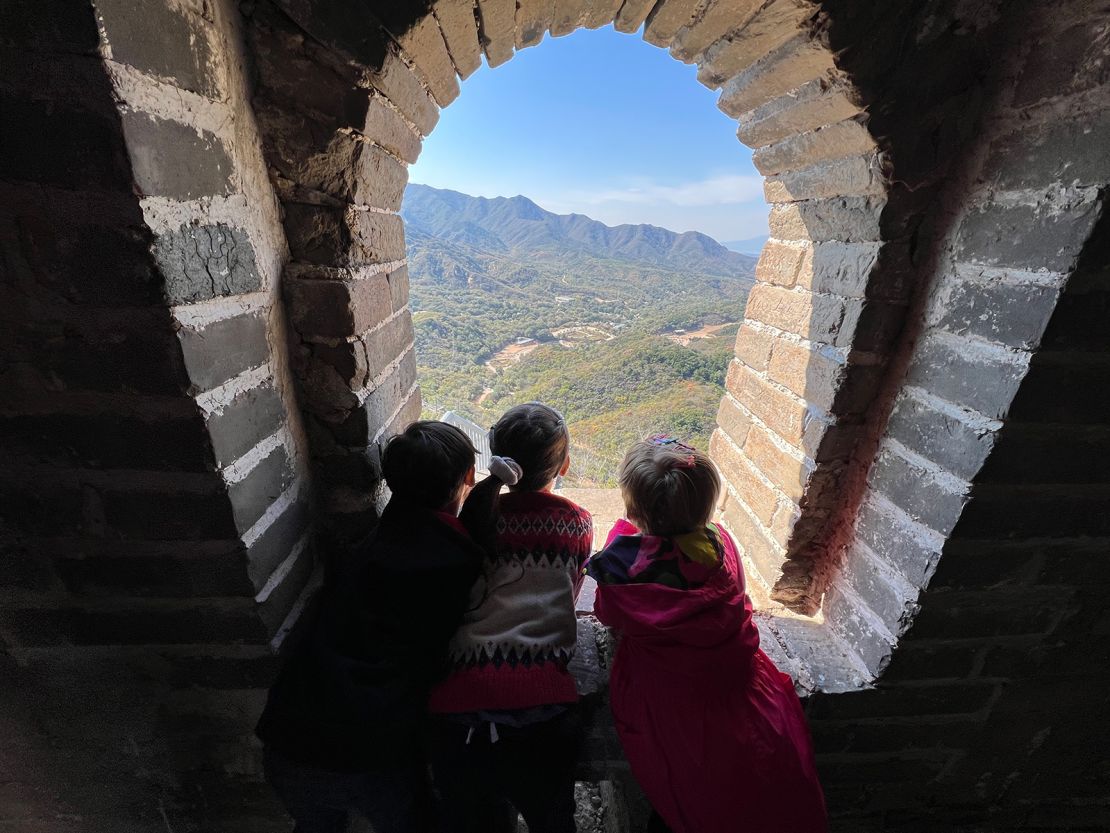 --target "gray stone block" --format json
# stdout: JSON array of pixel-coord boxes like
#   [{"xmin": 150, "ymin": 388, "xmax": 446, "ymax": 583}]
[
  {"xmin": 247, "ymin": 497, "xmax": 312, "ymax": 591},
  {"xmin": 229, "ymin": 444, "xmax": 295, "ymax": 533},
  {"xmin": 154, "ymin": 224, "xmax": 263, "ymax": 305},
  {"xmin": 904, "ymin": 334, "xmax": 1027, "ymax": 420},
  {"xmin": 102, "ymin": 481, "xmax": 239, "ymax": 540},
  {"xmin": 955, "ymin": 198, "xmax": 1101, "ymax": 273},
  {"xmin": 95, "ymin": 0, "xmax": 220, "ymax": 98},
  {"xmin": 1008, "ymin": 355, "xmax": 1110, "ymax": 424},
  {"xmin": 121, "ymin": 112, "xmax": 234, "ymax": 200},
  {"xmin": 867, "ymin": 448, "xmax": 968, "ymax": 537},
  {"xmin": 178, "ymin": 311, "xmax": 270, "ymax": 391},
  {"xmin": 987, "ymin": 111, "xmax": 1110, "ymax": 191},
  {"xmin": 885, "ymin": 393, "xmax": 996, "ymax": 481},
  {"xmin": 935, "ymin": 275, "xmax": 1059, "ymax": 350},
  {"xmin": 205, "ymin": 383, "xmax": 286, "ymax": 467},
  {"xmin": 853, "ymin": 497, "xmax": 940, "ymax": 587}
]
